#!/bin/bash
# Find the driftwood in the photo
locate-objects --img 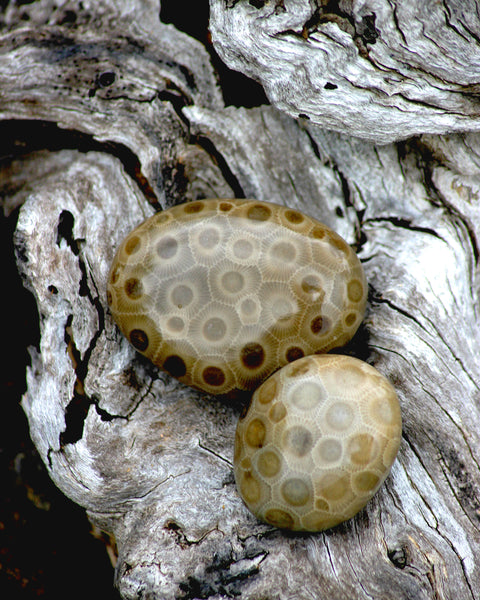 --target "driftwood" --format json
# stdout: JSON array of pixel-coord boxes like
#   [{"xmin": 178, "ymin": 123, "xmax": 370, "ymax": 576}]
[
  {"xmin": 210, "ymin": 0, "xmax": 480, "ymax": 143},
  {"xmin": 2, "ymin": 1, "xmax": 480, "ymax": 599}
]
